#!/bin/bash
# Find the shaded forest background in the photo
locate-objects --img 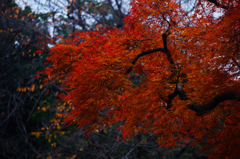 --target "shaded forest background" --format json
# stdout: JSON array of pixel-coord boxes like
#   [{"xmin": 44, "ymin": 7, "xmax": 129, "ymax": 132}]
[{"xmin": 0, "ymin": 0, "xmax": 220, "ymax": 158}]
